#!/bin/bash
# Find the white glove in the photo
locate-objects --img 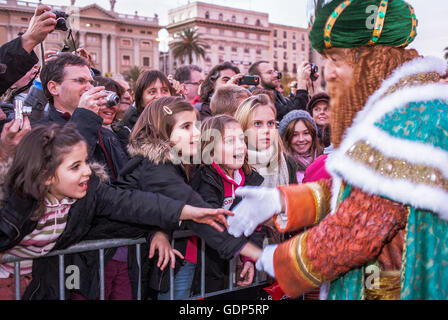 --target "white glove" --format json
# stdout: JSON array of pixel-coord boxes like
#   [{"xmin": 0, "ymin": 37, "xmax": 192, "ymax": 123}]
[
  {"xmin": 227, "ymin": 186, "xmax": 282, "ymax": 237},
  {"xmin": 255, "ymin": 244, "xmax": 277, "ymax": 278}
]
